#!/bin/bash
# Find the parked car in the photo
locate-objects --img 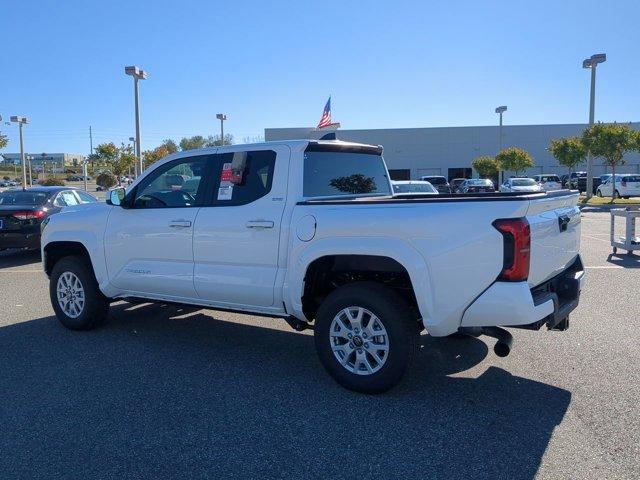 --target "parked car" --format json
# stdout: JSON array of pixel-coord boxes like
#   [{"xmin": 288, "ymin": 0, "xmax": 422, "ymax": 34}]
[
  {"xmin": 41, "ymin": 139, "xmax": 585, "ymax": 394},
  {"xmin": 532, "ymin": 174, "xmax": 562, "ymax": 192},
  {"xmin": 0, "ymin": 180, "xmax": 18, "ymax": 187},
  {"xmin": 596, "ymin": 174, "xmax": 640, "ymax": 199},
  {"xmin": 458, "ymin": 178, "xmax": 495, "ymax": 194},
  {"xmin": 391, "ymin": 180, "xmax": 438, "ymax": 195},
  {"xmin": 499, "ymin": 177, "xmax": 543, "ymax": 193},
  {"xmin": 0, "ymin": 187, "xmax": 97, "ymax": 251},
  {"xmin": 419, "ymin": 175, "xmax": 451, "ymax": 194},
  {"xmin": 568, "ymin": 171, "xmax": 587, "ymax": 192},
  {"xmin": 450, "ymin": 178, "xmax": 467, "ymax": 193}
]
